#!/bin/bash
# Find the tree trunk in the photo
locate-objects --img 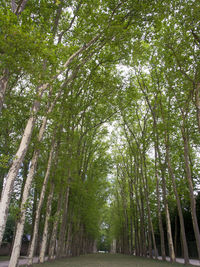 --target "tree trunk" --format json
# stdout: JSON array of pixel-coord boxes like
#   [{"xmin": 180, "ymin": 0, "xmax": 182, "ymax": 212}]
[
  {"xmin": 9, "ymin": 139, "xmax": 56, "ymax": 267},
  {"xmin": 165, "ymin": 201, "xmax": 175, "ymax": 262},
  {"xmin": 174, "ymin": 215, "xmax": 178, "ymax": 256},
  {"xmin": 26, "ymin": 140, "xmax": 56, "ymax": 266},
  {"xmin": 0, "ymin": 111, "xmax": 37, "ymax": 245},
  {"xmin": 56, "ymin": 185, "xmax": 70, "ymax": 258},
  {"xmin": 0, "ymin": 85, "xmax": 47, "ymax": 246},
  {"xmin": 181, "ymin": 123, "xmax": 200, "ymax": 259},
  {"xmin": 65, "ymin": 221, "xmax": 72, "ymax": 256},
  {"xmin": 128, "ymin": 177, "xmax": 134, "ymax": 254},
  {"xmin": 155, "ymin": 148, "xmax": 166, "ymax": 260},
  {"xmin": 11, "ymin": 0, "xmax": 29, "ymax": 14},
  {"xmin": 156, "ymin": 139, "xmax": 175, "ymax": 263},
  {"xmin": 139, "ymin": 186, "xmax": 146, "ymax": 256},
  {"xmin": 39, "ymin": 183, "xmax": 55, "ymax": 263},
  {"xmin": 142, "ymin": 152, "xmax": 157, "ymax": 259},
  {"xmin": 119, "ymin": 175, "xmax": 129, "ymax": 255},
  {"xmin": 0, "ymin": 69, "xmax": 9, "ymax": 114},
  {"xmin": 48, "ymin": 188, "xmax": 64, "ymax": 260},
  {"xmin": 194, "ymin": 82, "xmax": 200, "ymax": 133},
  {"xmin": 165, "ymin": 138, "xmax": 189, "ymax": 264}
]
